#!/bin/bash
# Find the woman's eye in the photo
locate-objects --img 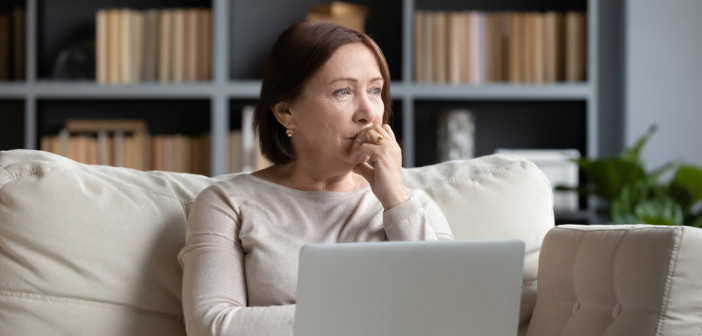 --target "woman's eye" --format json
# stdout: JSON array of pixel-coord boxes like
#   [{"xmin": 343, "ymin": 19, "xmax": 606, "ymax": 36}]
[
  {"xmin": 334, "ymin": 88, "xmax": 350, "ymax": 96},
  {"xmin": 370, "ymin": 87, "xmax": 381, "ymax": 95}
]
